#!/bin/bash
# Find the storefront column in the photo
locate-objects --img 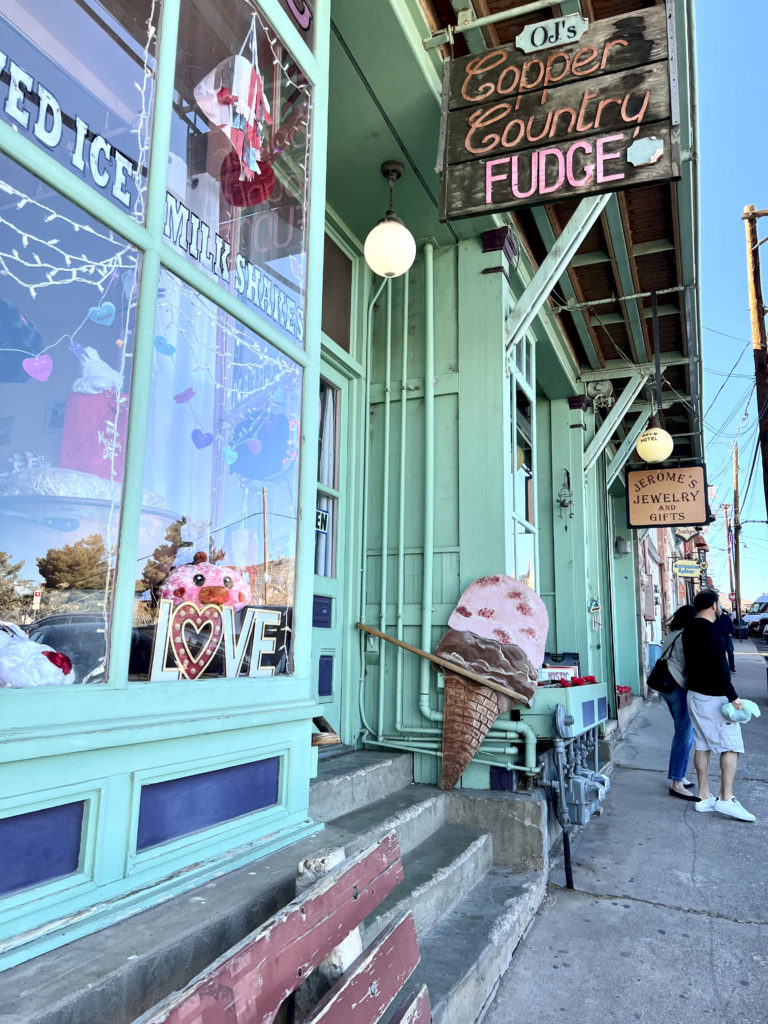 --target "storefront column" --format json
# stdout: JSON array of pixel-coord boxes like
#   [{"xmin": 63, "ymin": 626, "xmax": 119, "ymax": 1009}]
[
  {"xmin": 456, "ymin": 239, "xmax": 512, "ymax": 582},
  {"xmin": 611, "ymin": 495, "xmax": 642, "ymax": 691}
]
